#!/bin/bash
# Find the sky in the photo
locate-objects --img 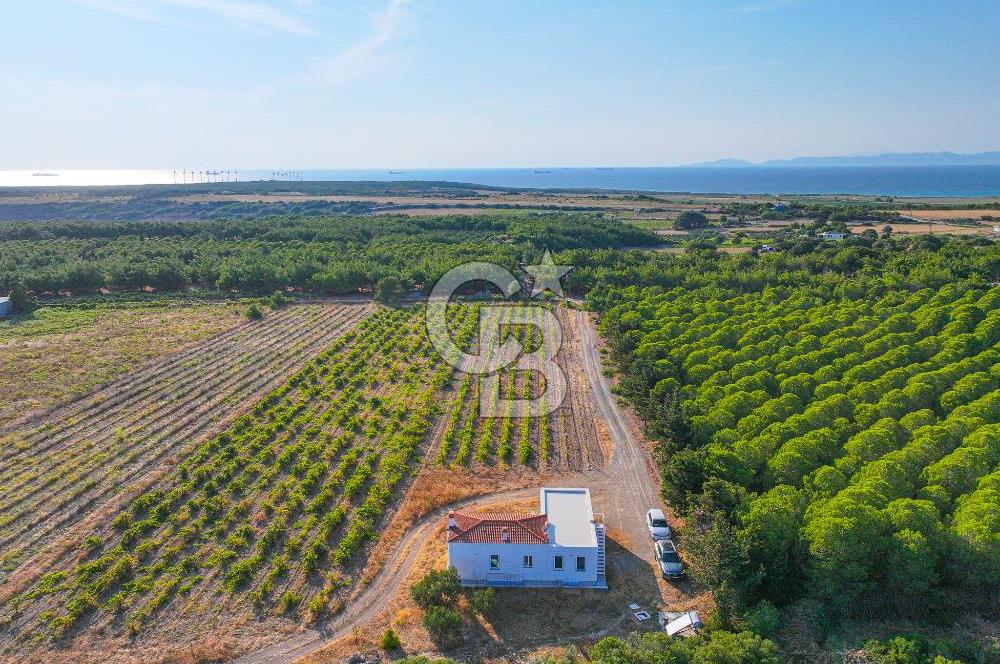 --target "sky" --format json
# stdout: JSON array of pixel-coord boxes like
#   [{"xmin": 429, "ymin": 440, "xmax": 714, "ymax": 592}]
[{"xmin": 1, "ymin": 0, "xmax": 999, "ymax": 169}]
